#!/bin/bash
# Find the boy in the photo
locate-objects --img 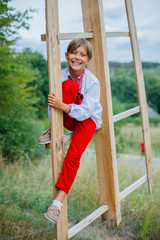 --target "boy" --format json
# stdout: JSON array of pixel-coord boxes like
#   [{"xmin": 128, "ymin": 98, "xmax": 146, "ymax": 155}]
[{"xmin": 38, "ymin": 38, "xmax": 102, "ymax": 223}]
